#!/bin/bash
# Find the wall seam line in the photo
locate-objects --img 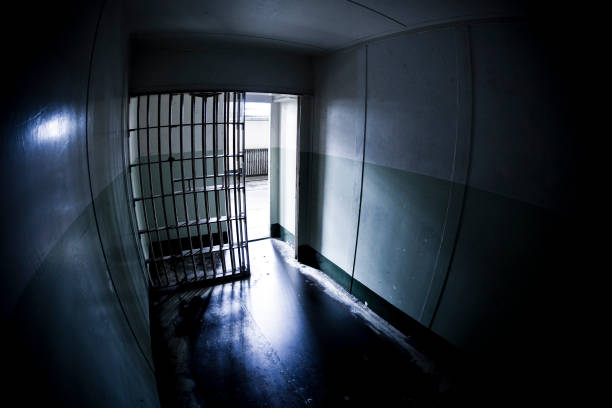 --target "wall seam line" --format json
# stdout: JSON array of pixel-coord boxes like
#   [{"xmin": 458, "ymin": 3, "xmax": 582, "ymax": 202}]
[
  {"xmin": 429, "ymin": 25, "xmax": 474, "ymax": 329},
  {"xmin": 85, "ymin": 0, "xmax": 155, "ymax": 374},
  {"xmin": 329, "ymin": 15, "xmax": 527, "ymax": 55},
  {"xmin": 350, "ymin": 45, "xmax": 368, "ymax": 294},
  {"xmin": 420, "ymin": 27, "xmax": 464, "ymax": 324}
]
